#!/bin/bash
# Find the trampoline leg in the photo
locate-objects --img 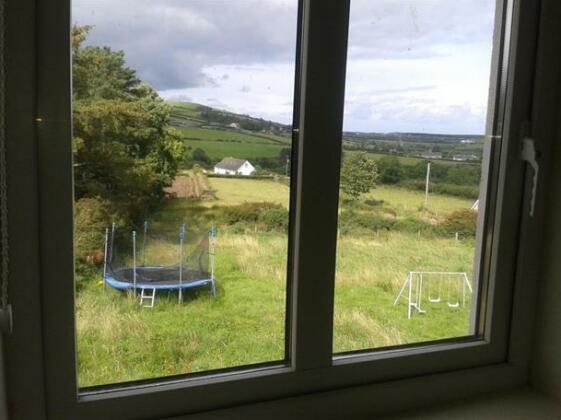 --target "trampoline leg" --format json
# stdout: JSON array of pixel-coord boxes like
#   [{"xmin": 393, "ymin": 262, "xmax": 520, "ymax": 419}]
[{"xmin": 210, "ymin": 280, "xmax": 216, "ymax": 297}]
